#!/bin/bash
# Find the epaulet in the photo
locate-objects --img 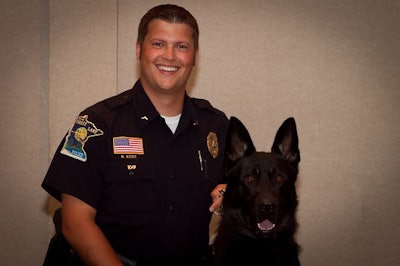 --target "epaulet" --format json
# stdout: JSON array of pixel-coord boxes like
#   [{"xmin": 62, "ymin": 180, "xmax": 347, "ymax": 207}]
[
  {"xmin": 85, "ymin": 88, "xmax": 134, "ymax": 114},
  {"xmin": 103, "ymin": 89, "xmax": 133, "ymax": 110},
  {"xmin": 192, "ymin": 98, "xmax": 226, "ymax": 117}
]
